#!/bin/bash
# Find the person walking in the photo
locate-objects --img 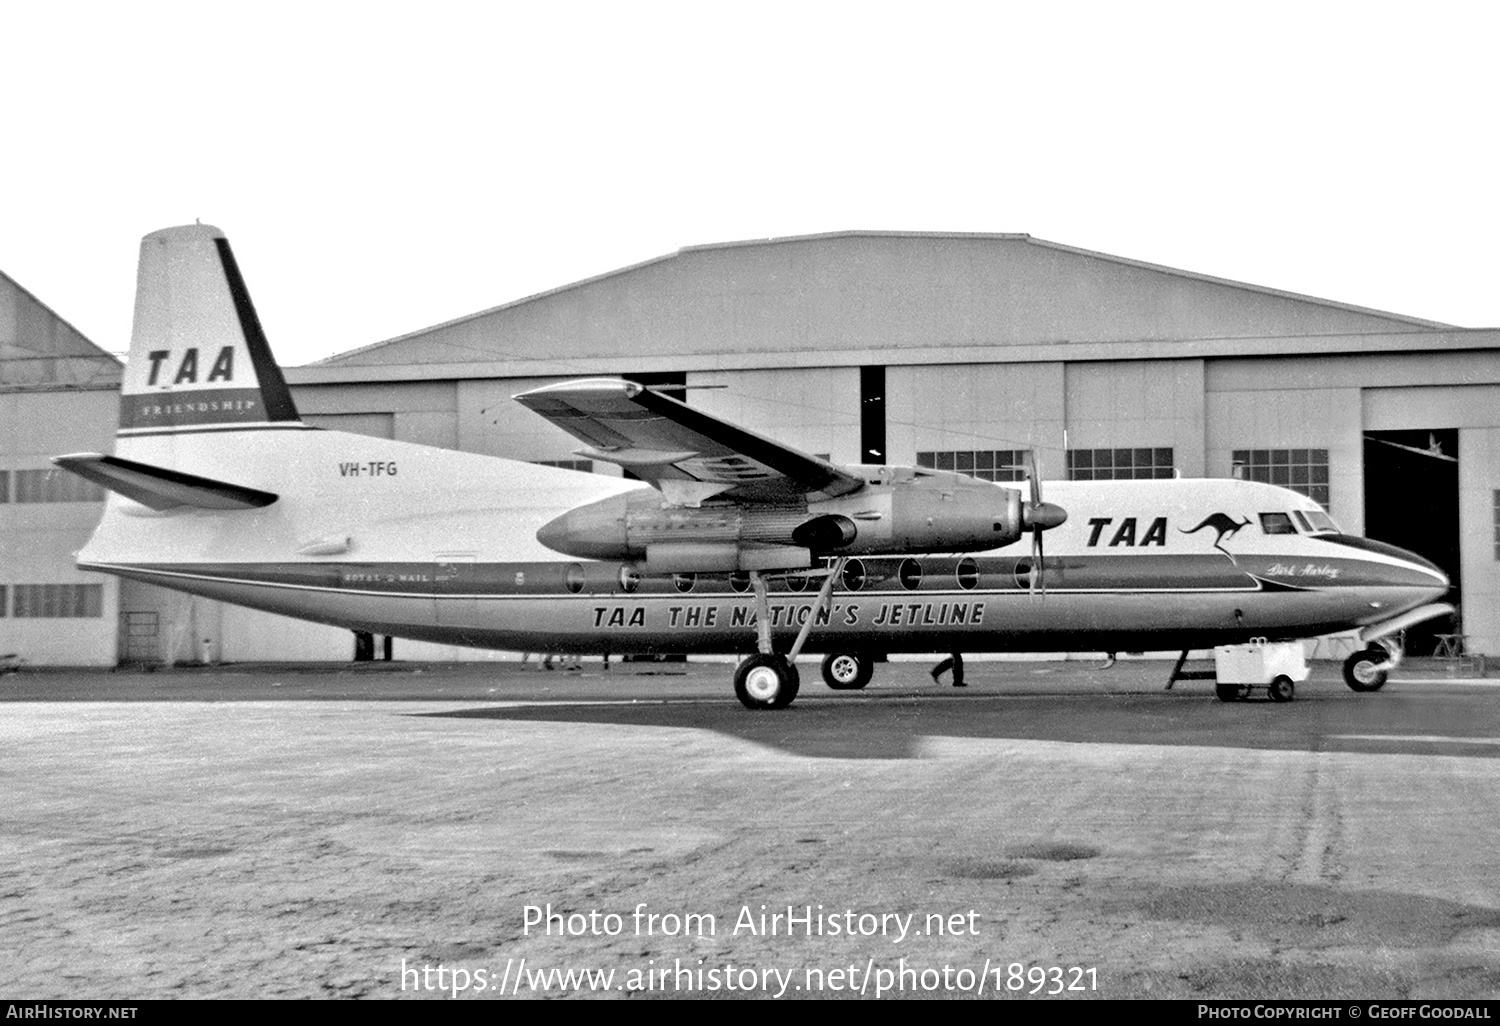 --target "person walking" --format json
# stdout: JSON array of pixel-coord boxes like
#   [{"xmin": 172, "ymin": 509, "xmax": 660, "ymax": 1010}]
[{"xmin": 931, "ymin": 653, "xmax": 965, "ymax": 687}]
